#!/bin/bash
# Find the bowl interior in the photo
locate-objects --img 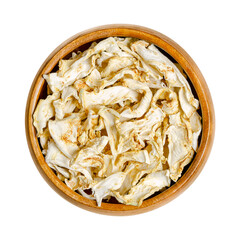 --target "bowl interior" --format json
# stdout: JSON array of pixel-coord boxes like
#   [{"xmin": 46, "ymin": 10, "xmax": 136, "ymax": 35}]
[{"xmin": 38, "ymin": 38, "xmax": 202, "ymax": 204}]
